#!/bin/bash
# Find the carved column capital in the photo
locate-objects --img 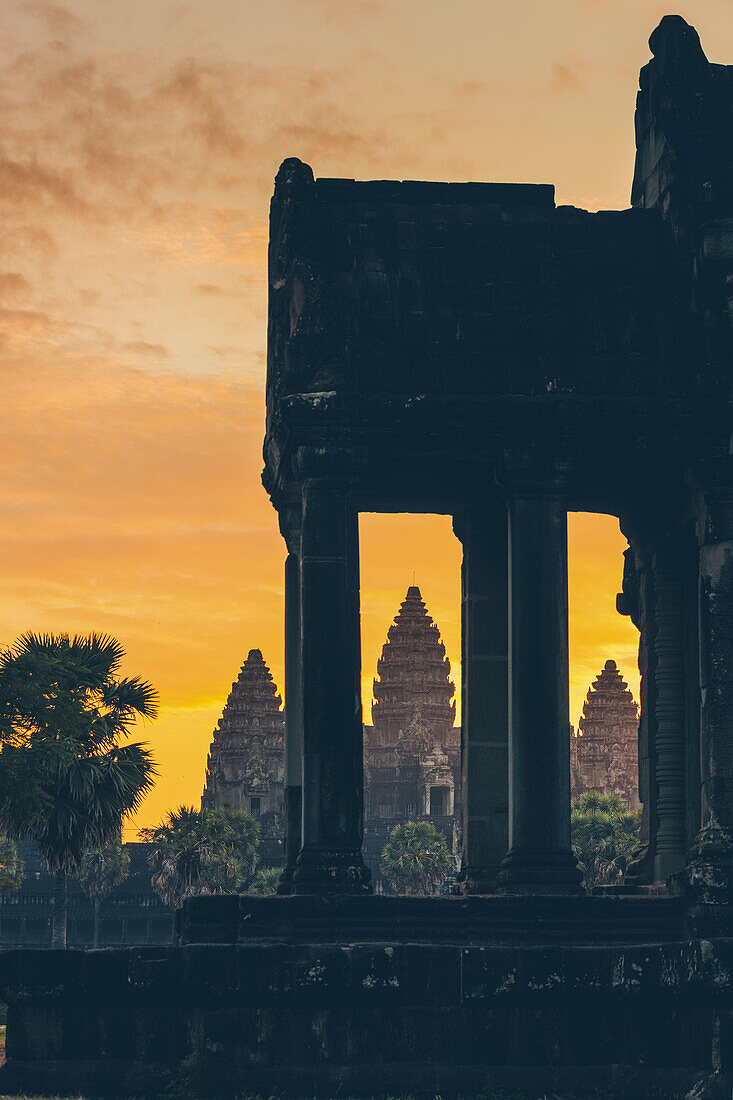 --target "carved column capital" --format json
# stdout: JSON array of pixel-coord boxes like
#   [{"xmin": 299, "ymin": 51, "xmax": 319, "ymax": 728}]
[
  {"xmin": 686, "ymin": 458, "xmax": 733, "ymax": 532},
  {"xmin": 694, "ymin": 219, "xmax": 733, "ymax": 316},
  {"xmin": 497, "ymin": 449, "xmax": 572, "ymax": 500},
  {"xmin": 278, "ymin": 503, "xmax": 302, "ymax": 555},
  {"xmin": 293, "ymin": 444, "xmax": 367, "ymax": 485},
  {"xmin": 452, "ymin": 496, "xmax": 508, "ymax": 547}
]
